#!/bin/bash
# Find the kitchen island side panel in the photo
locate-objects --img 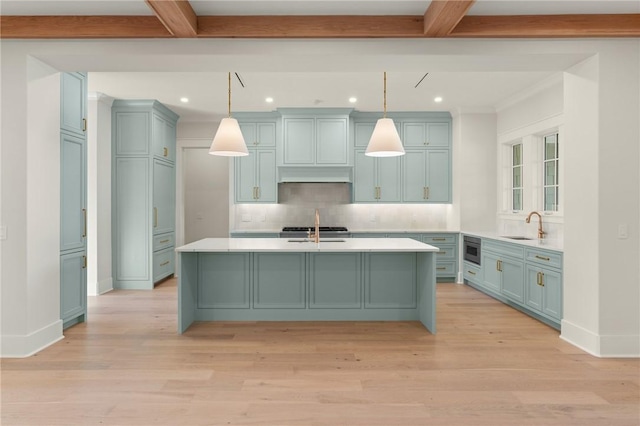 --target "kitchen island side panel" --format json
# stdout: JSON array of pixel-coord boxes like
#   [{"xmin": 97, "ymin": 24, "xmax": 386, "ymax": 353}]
[
  {"xmin": 418, "ymin": 251, "xmax": 437, "ymax": 333},
  {"xmin": 178, "ymin": 252, "xmax": 197, "ymax": 333}
]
